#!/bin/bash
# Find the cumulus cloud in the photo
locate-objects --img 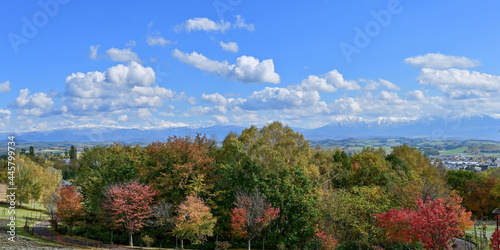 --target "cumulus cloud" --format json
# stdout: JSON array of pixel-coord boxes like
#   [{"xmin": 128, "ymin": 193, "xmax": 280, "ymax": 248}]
[
  {"xmin": 0, "ymin": 109, "xmax": 11, "ymax": 120},
  {"xmin": 176, "ymin": 16, "xmax": 254, "ymax": 32},
  {"xmin": 417, "ymin": 68, "xmax": 500, "ymax": 98},
  {"xmin": 325, "ymin": 70, "xmax": 361, "ymax": 90},
  {"xmin": 89, "ymin": 45, "xmax": 100, "ymax": 60},
  {"xmin": 219, "ymin": 41, "xmax": 239, "ymax": 53},
  {"xmin": 405, "ymin": 53, "xmax": 481, "ymax": 69},
  {"xmin": 202, "ymin": 93, "xmax": 228, "ymax": 106},
  {"xmin": 12, "ymin": 89, "xmax": 54, "ymax": 116},
  {"xmin": 406, "ymin": 90, "xmax": 426, "ymax": 101},
  {"xmin": 243, "ymin": 87, "xmax": 320, "ymax": 110},
  {"xmin": 147, "ymin": 31, "xmax": 173, "ymax": 47},
  {"xmin": 106, "ymin": 48, "xmax": 142, "ymax": 63},
  {"xmin": 118, "ymin": 115, "xmax": 128, "ymax": 121},
  {"xmin": 213, "ymin": 115, "xmax": 229, "ymax": 124},
  {"xmin": 233, "ymin": 15, "xmax": 255, "ymax": 31},
  {"xmin": 295, "ymin": 75, "xmax": 336, "ymax": 92},
  {"xmin": 176, "ymin": 17, "xmax": 230, "ymax": 32},
  {"xmin": 359, "ymin": 78, "xmax": 400, "ymax": 91},
  {"xmin": 63, "ymin": 62, "xmax": 175, "ymax": 115},
  {"xmin": 172, "ymin": 92, "xmax": 197, "ymax": 105},
  {"xmin": 172, "ymin": 49, "xmax": 280, "ymax": 84},
  {"xmin": 0, "ymin": 81, "xmax": 11, "ymax": 93}
]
